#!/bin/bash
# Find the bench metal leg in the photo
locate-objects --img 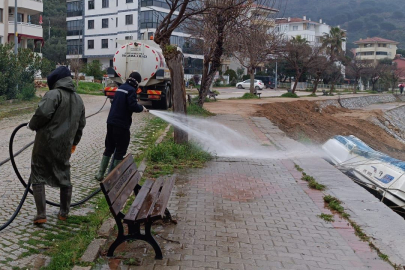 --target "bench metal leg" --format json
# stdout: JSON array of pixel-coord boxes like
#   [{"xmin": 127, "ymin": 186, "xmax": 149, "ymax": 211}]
[
  {"xmin": 145, "ymin": 222, "xmax": 163, "ymax": 259},
  {"xmin": 107, "ymin": 215, "xmax": 125, "ymax": 257}
]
